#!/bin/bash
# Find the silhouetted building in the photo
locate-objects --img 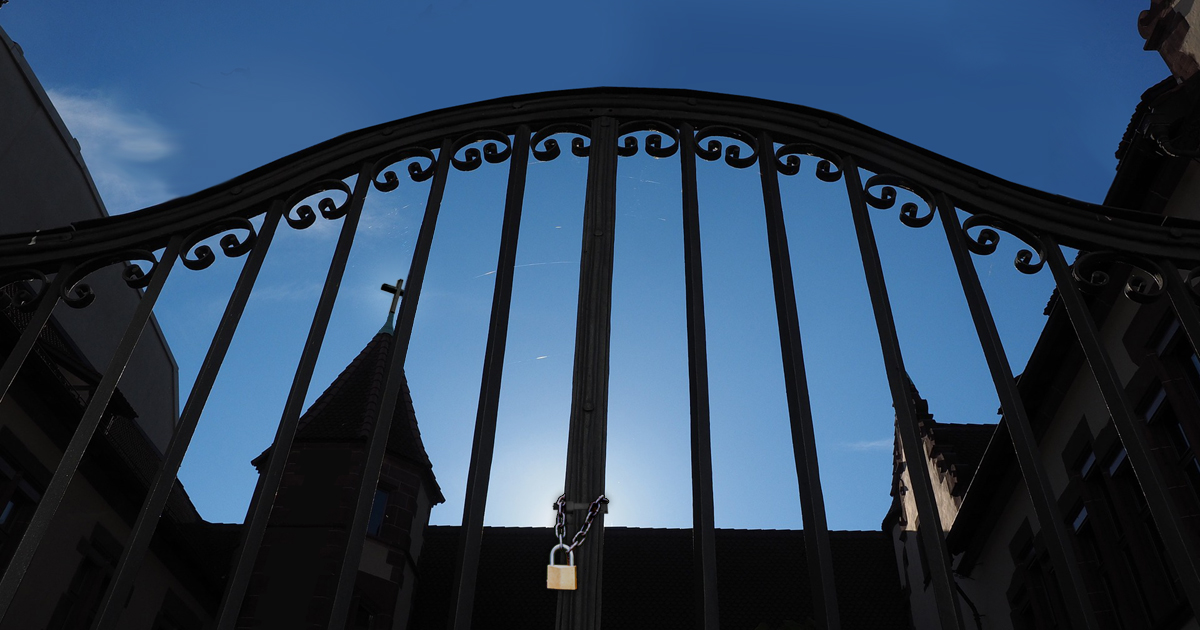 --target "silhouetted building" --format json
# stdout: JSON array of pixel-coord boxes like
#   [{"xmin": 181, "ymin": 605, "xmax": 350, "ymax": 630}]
[{"xmin": 888, "ymin": 73, "xmax": 1200, "ymax": 629}]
